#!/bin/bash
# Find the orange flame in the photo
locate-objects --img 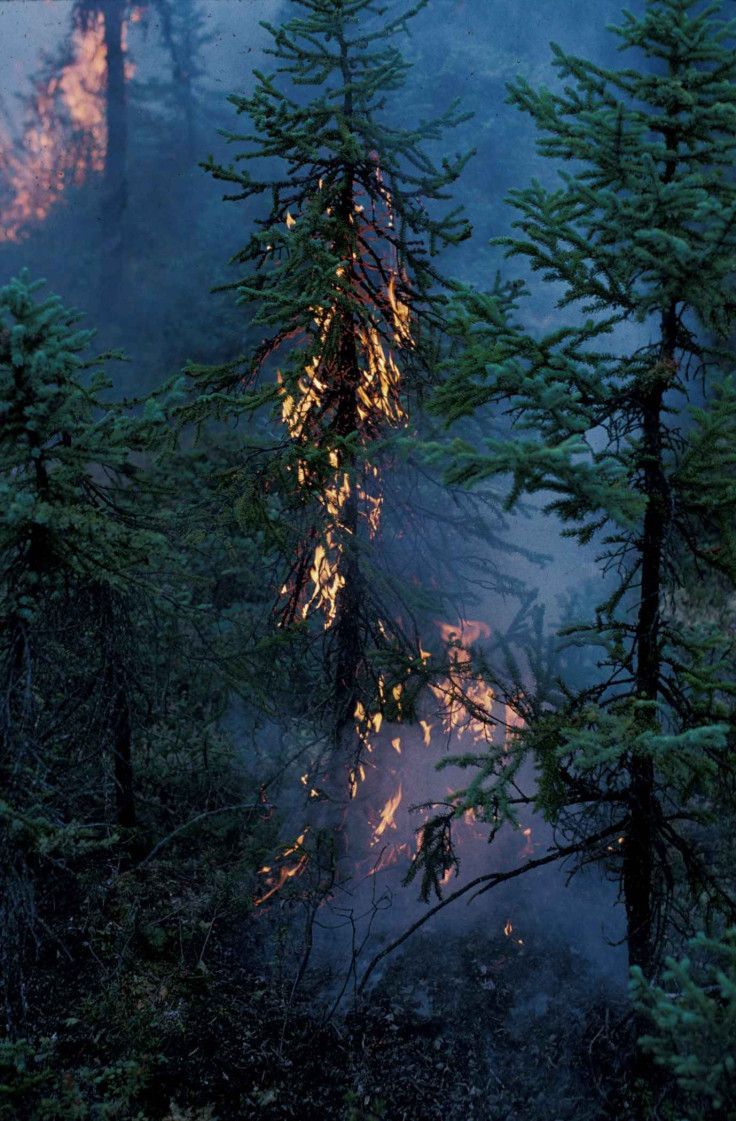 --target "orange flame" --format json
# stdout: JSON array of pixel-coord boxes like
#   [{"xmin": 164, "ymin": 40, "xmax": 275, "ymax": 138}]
[
  {"xmin": 372, "ymin": 782, "xmax": 402, "ymax": 843},
  {"xmin": 254, "ymin": 831, "xmax": 309, "ymax": 906},
  {"xmin": 0, "ymin": 11, "xmax": 134, "ymax": 242},
  {"xmin": 425, "ymin": 619, "xmax": 497, "ymax": 745},
  {"xmin": 275, "ymin": 168, "xmax": 410, "ymax": 630}
]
